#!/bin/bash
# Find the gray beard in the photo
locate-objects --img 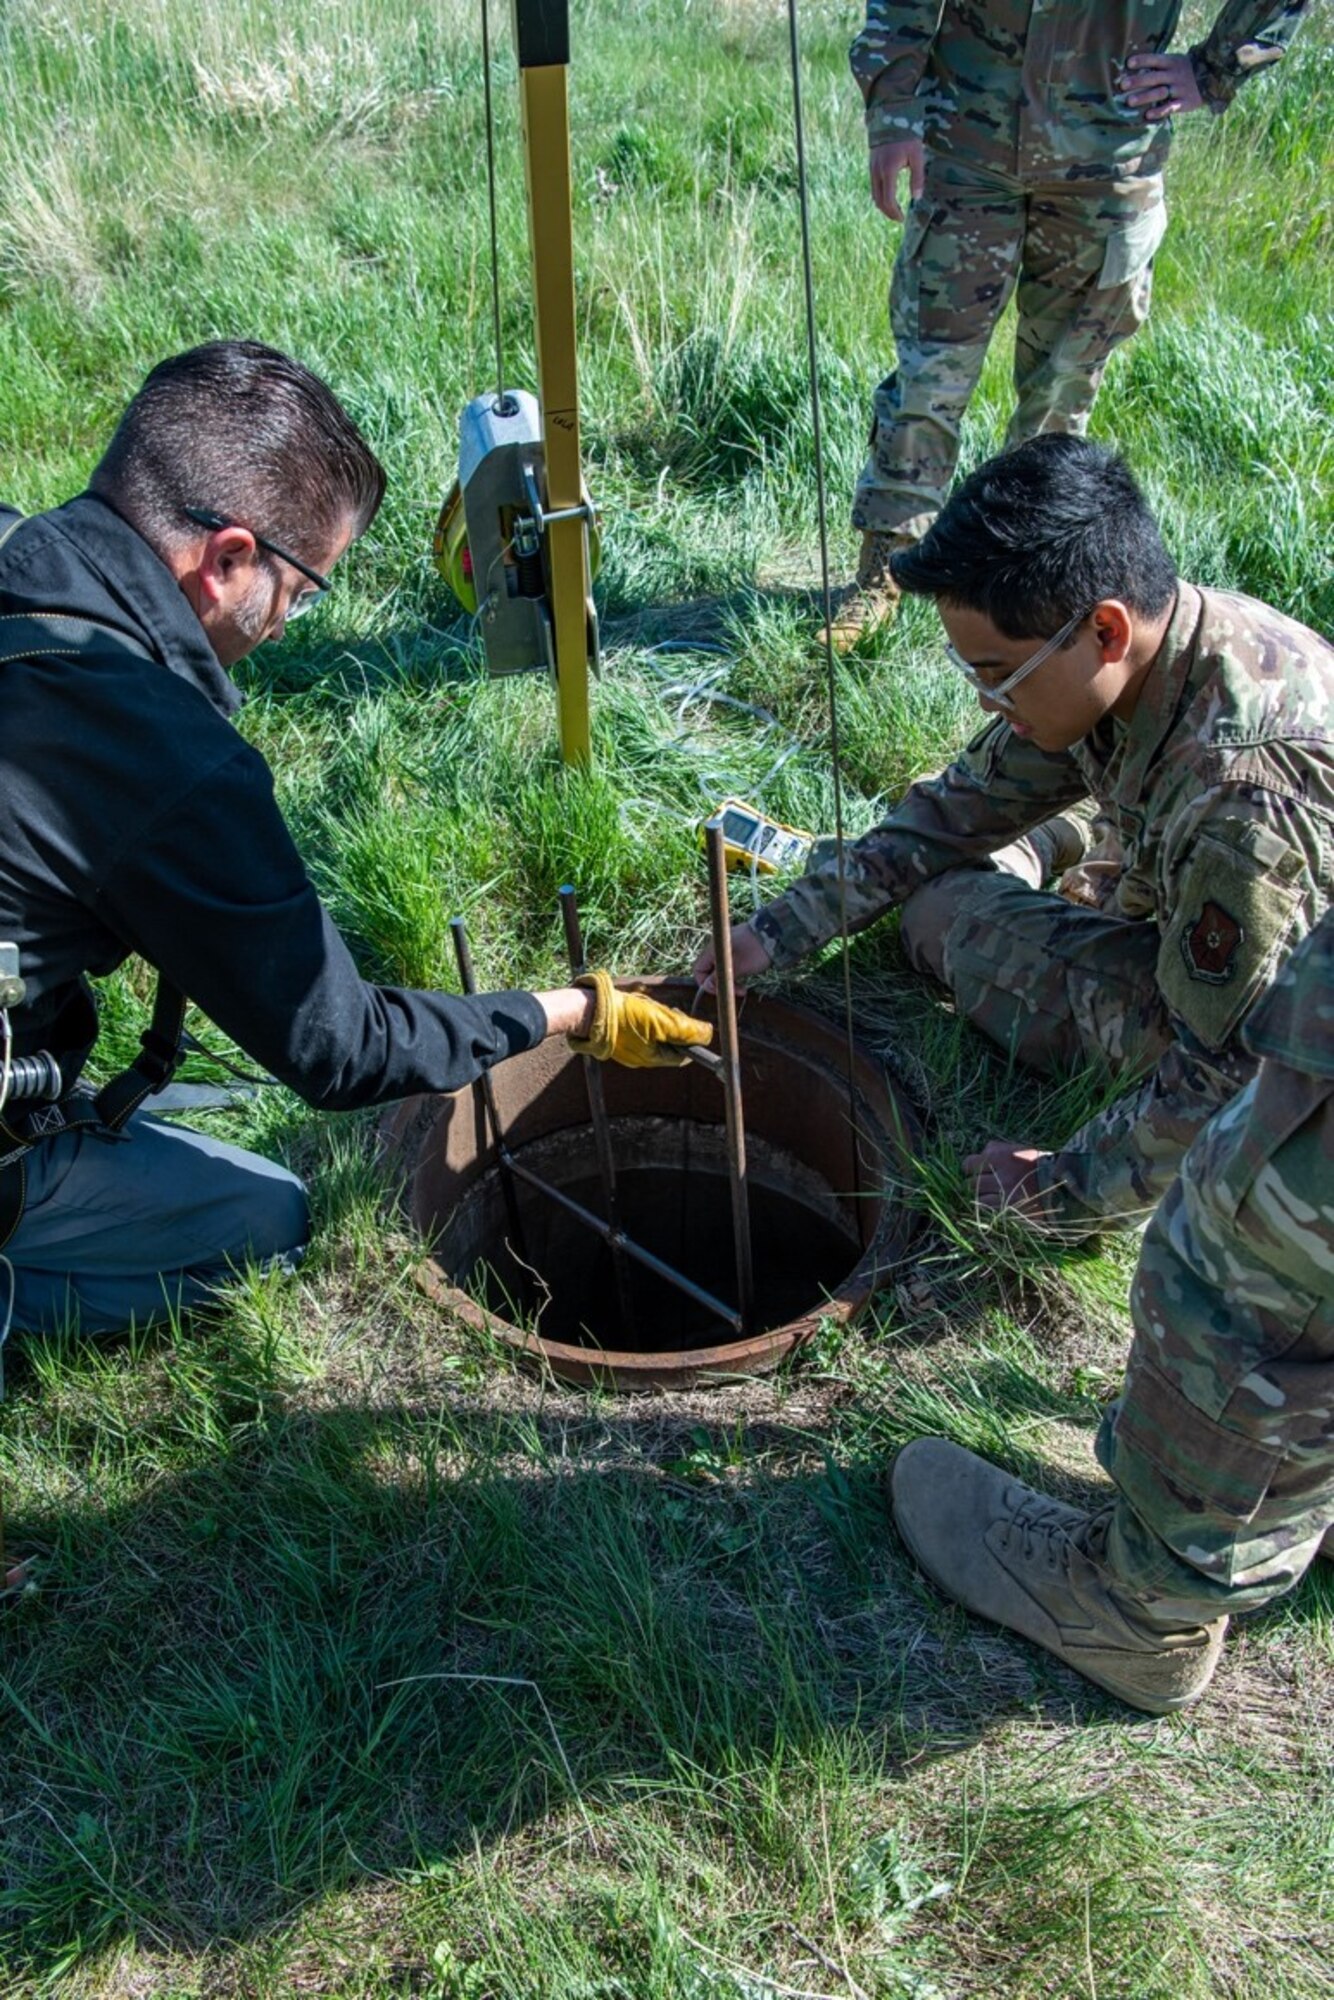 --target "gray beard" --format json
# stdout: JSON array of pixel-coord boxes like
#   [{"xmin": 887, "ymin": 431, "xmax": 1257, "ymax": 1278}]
[{"xmin": 233, "ymin": 571, "xmax": 276, "ymax": 647}]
